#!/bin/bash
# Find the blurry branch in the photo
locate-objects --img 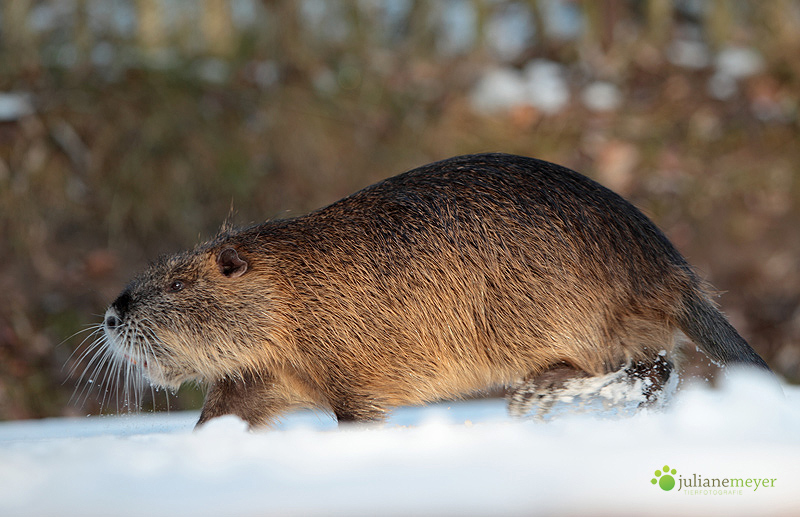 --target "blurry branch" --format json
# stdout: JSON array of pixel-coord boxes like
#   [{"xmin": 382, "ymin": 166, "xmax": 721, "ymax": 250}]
[
  {"xmin": 770, "ymin": 0, "xmax": 800, "ymax": 47},
  {"xmin": 203, "ymin": 0, "xmax": 235, "ymax": 57},
  {"xmin": 580, "ymin": 0, "xmax": 621, "ymax": 53},
  {"xmin": 50, "ymin": 120, "xmax": 92, "ymax": 177},
  {"xmin": 75, "ymin": 0, "xmax": 92, "ymax": 68},
  {"xmin": 267, "ymin": 0, "xmax": 308, "ymax": 72},
  {"xmin": 137, "ymin": 0, "xmax": 166, "ymax": 56},
  {"xmin": 406, "ymin": 1, "xmax": 435, "ymax": 57},
  {"xmin": 647, "ymin": 0, "xmax": 673, "ymax": 46},
  {"xmin": 345, "ymin": 2, "xmax": 367, "ymax": 55},
  {"xmin": 472, "ymin": 0, "xmax": 490, "ymax": 54},
  {"xmin": 1, "ymin": 0, "xmax": 36, "ymax": 70},
  {"xmin": 762, "ymin": 0, "xmax": 800, "ymax": 71},
  {"xmin": 708, "ymin": 0, "xmax": 734, "ymax": 49},
  {"xmin": 527, "ymin": 0, "xmax": 547, "ymax": 48}
]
